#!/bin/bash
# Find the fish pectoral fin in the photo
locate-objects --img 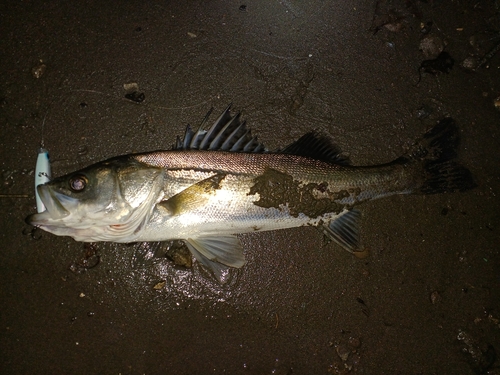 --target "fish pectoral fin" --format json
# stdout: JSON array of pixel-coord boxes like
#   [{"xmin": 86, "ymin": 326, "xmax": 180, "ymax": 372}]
[
  {"xmin": 321, "ymin": 209, "xmax": 361, "ymax": 253},
  {"xmin": 158, "ymin": 173, "xmax": 226, "ymax": 215},
  {"xmin": 184, "ymin": 235, "xmax": 246, "ymax": 283}
]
